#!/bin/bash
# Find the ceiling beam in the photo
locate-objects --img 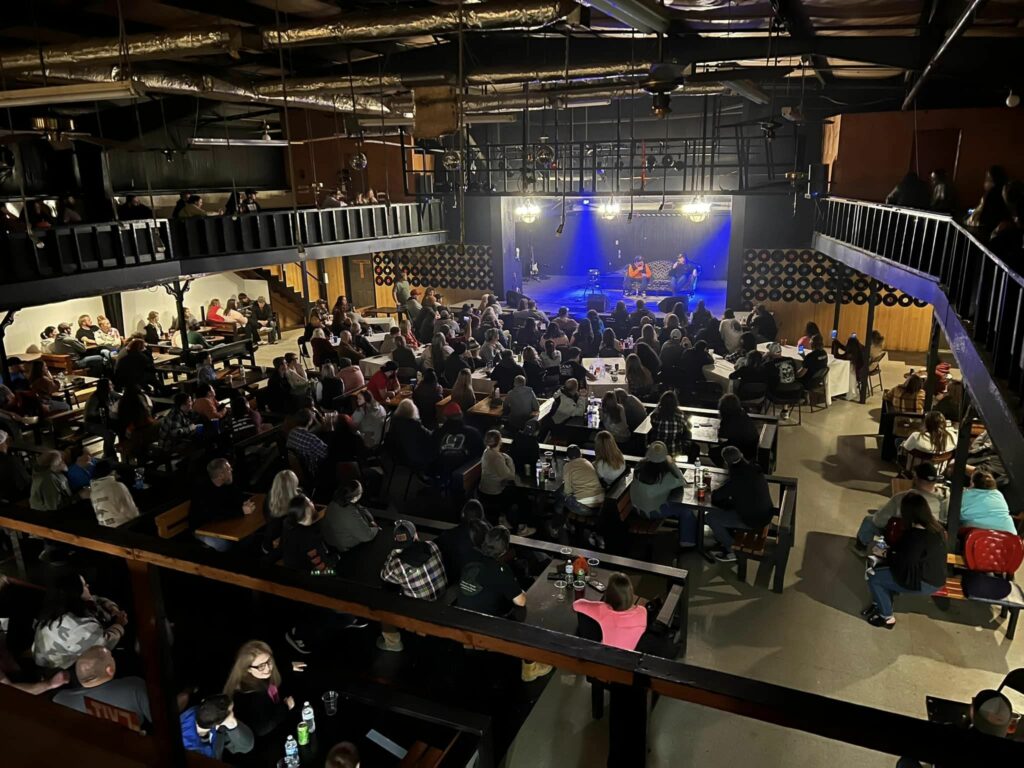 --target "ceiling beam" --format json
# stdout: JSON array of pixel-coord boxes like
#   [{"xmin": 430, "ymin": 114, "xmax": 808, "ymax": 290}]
[
  {"xmin": 902, "ymin": 0, "xmax": 987, "ymax": 109},
  {"xmin": 769, "ymin": 0, "xmax": 829, "ymax": 85}
]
